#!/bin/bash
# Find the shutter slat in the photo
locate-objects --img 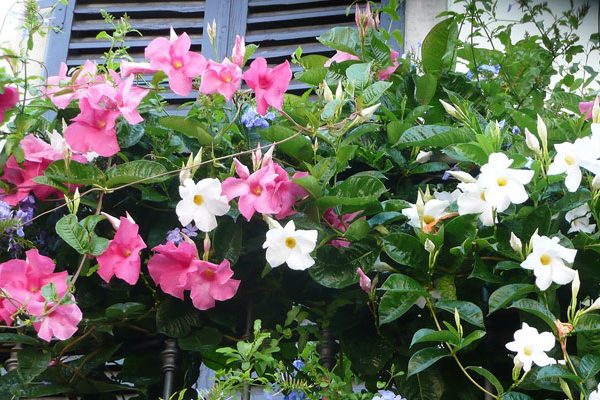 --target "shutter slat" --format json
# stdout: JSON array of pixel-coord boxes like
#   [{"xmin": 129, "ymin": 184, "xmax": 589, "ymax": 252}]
[
  {"xmin": 246, "ymin": 22, "xmax": 353, "ymax": 42},
  {"xmin": 69, "ymin": 35, "xmax": 203, "ymax": 50},
  {"xmin": 74, "ymin": 2, "xmax": 205, "ymax": 13},
  {"xmin": 72, "ymin": 18, "xmax": 203, "ymax": 32},
  {"xmin": 247, "ymin": 6, "xmax": 351, "ymax": 24}
]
